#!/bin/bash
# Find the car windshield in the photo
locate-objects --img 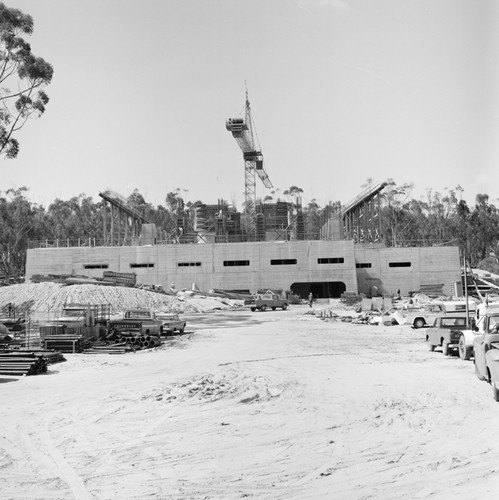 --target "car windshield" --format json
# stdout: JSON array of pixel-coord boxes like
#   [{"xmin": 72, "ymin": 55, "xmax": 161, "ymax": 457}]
[
  {"xmin": 126, "ymin": 311, "xmax": 151, "ymax": 319},
  {"xmin": 488, "ymin": 315, "xmax": 499, "ymax": 331},
  {"xmin": 62, "ymin": 310, "xmax": 84, "ymax": 317},
  {"xmin": 440, "ymin": 318, "xmax": 466, "ymax": 327}
]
